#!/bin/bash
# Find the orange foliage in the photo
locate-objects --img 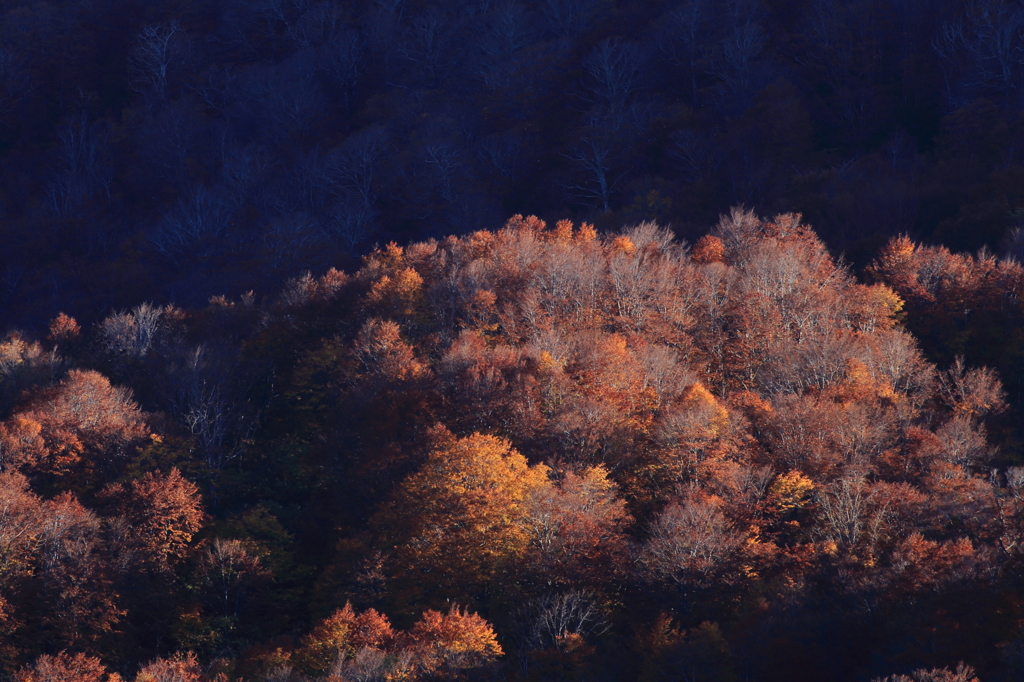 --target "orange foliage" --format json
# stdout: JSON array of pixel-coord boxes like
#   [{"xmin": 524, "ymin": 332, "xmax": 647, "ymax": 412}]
[
  {"xmin": 134, "ymin": 653, "xmax": 202, "ymax": 682},
  {"xmin": 101, "ymin": 468, "xmax": 204, "ymax": 573},
  {"xmin": 351, "ymin": 319, "xmax": 428, "ymax": 383},
  {"xmin": 1, "ymin": 208, "xmax": 1012, "ymax": 678},
  {"xmin": 408, "ymin": 606, "xmax": 503, "ymax": 677},
  {"xmin": 339, "ymin": 209, "xmax": 1007, "ymax": 618},
  {"xmin": 523, "ymin": 466, "xmax": 632, "ymax": 584},
  {"xmin": 295, "ymin": 603, "xmax": 501, "ymax": 681},
  {"xmin": 0, "ymin": 471, "xmax": 121, "ymax": 650},
  {"xmin": 366, "ymin": 267, "xmax": 427, "ymax": 324},
  {"xmin": 47, "ymin": 314, "xmax": 82, "ymax": 347},
  {"xmin": 36, "ymin": 493, "xmax": 121, "ymax": 645},
  {"xmin": 16, "ymin": 652, "xmax": 109, "ymax": 682},
  {"xmin": 872, "ymin": 663, "xmax": 978, "ymax": 682},
  {"xmin": 0, "ymin": 370, "xmax": 151, "ymax": 487},
  {"xmin": 691, "ymin": 235, "xmax": 725, "ymax": 264},
  {"xmin": 295, "ymin": 603, "xmax": 395, "ymax": 675},
  {"xmin": 873, "ymin": 532, "xmax": 980, "ymax": 601},
  {"xmin": 379, "ymin": 433, "xmax": 550, "ymax": 604},
  {"xmin": 280, "ymin": 269, "xmax": 350, "ymax": 307}
]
